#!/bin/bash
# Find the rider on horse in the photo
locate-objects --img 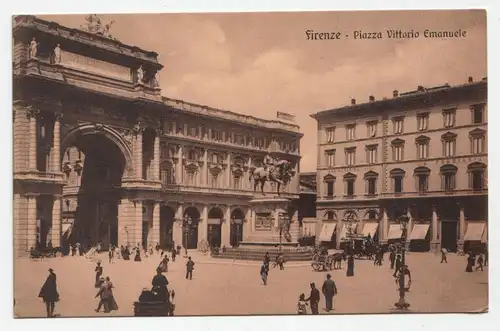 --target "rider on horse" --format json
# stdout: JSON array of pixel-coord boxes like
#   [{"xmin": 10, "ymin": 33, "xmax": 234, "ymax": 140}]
[{"xmin": 263, "ymin": 154, "xmax": 277, "ymax": 180}]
